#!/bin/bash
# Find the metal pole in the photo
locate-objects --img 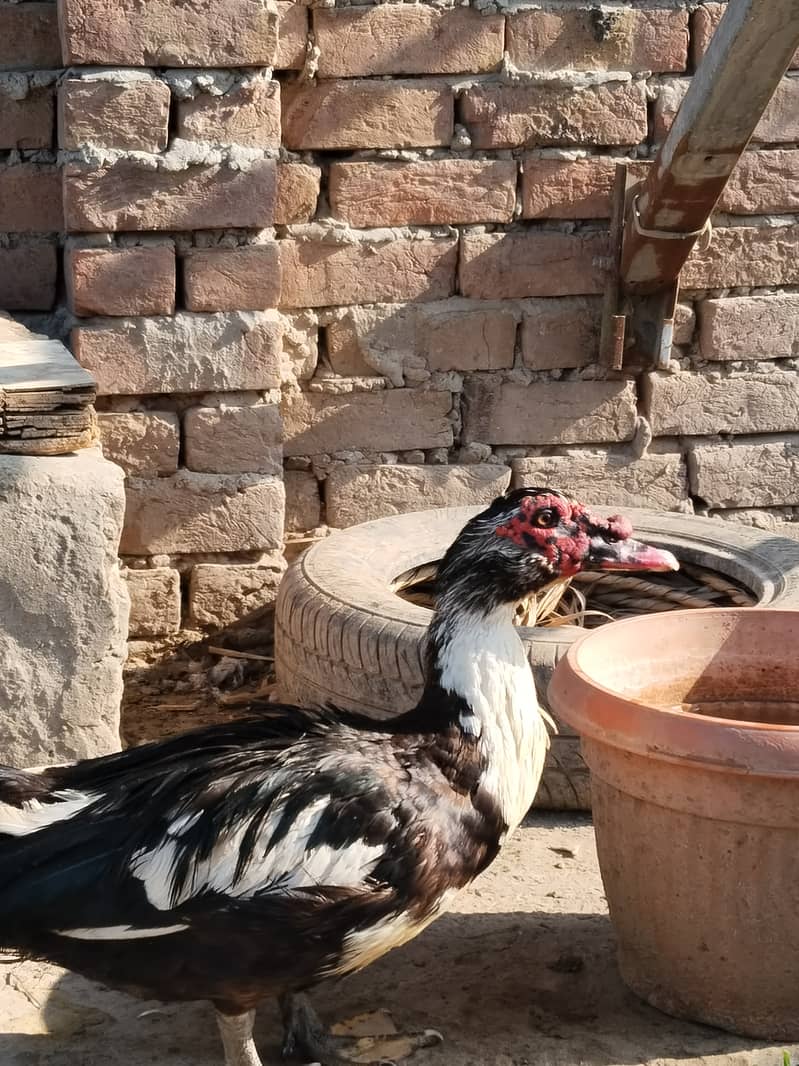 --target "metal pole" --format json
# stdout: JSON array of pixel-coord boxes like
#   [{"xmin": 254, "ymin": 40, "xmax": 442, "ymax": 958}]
[{"xmin": 623, "ymin": 0, "xmax": 799, "ymax": 292}]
